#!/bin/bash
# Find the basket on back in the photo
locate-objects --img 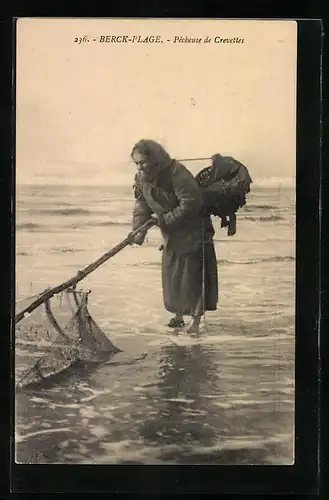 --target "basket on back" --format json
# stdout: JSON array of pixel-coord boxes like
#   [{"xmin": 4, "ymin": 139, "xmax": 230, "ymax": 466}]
[
  {"xmin": 195, "ymin": 154, "xmax": 253, "ymax": 235},
  {"xmin": 15, "ymin": 289, "xmax": 121, "ymax": 389}
]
